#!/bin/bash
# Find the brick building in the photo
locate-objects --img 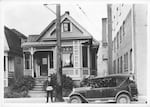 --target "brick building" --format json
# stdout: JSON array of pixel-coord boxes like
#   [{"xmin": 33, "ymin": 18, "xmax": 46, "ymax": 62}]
[{"xmin": 107, "ymin": 4, "xmax": 147, "ymax": 99}]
